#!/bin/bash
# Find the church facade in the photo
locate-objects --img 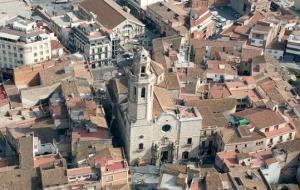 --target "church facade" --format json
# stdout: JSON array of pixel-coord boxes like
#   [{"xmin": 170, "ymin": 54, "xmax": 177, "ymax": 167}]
[{"xmin": 110, "ymin": 48, "xmax": 203, "ymax": 165}]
